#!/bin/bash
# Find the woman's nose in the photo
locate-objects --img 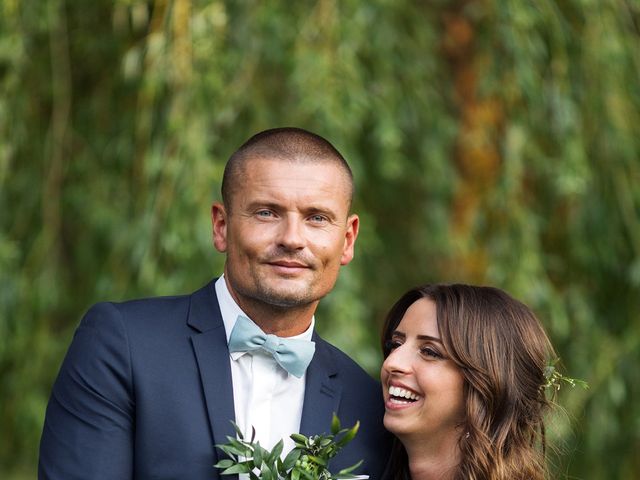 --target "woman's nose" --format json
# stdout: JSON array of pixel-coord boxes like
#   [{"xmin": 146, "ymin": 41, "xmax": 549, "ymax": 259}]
[{"xmin": 382, "ymin": 346, "xmax": 412, "ymax": 375}]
